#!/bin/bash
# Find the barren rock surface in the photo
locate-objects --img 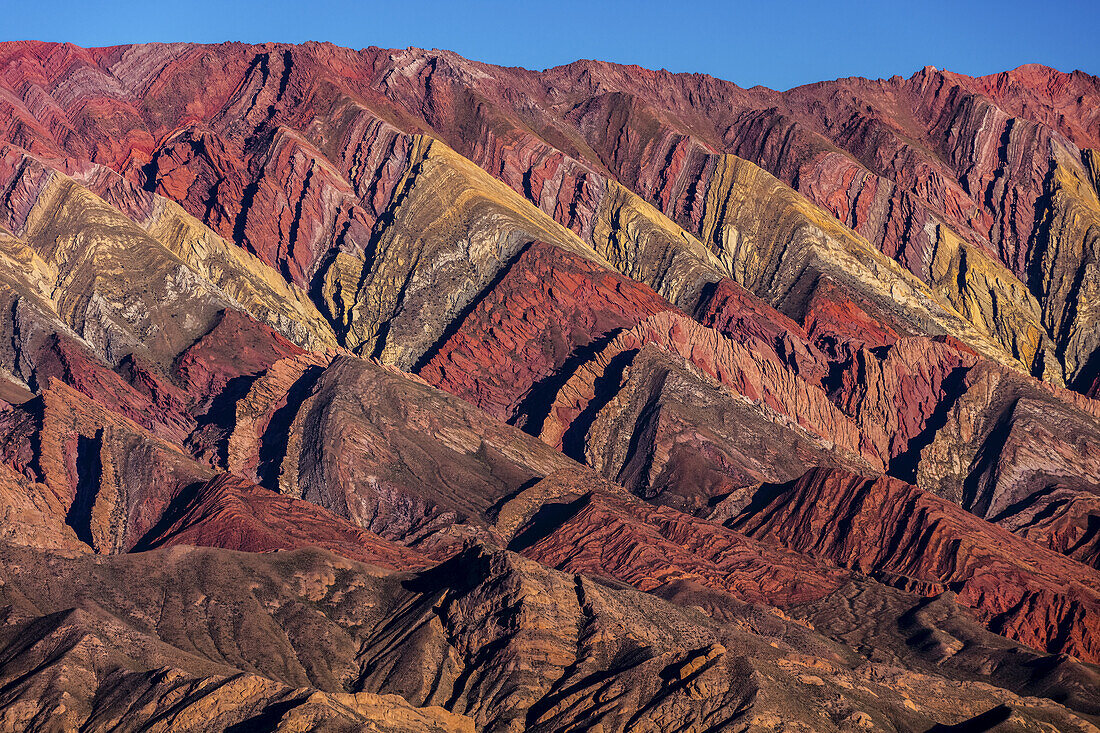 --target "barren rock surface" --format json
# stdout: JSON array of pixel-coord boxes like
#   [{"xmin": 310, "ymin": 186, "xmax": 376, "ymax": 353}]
[{"xmin": 0, "ymin": 40, "xmax": 1097, "ymax": 731}]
